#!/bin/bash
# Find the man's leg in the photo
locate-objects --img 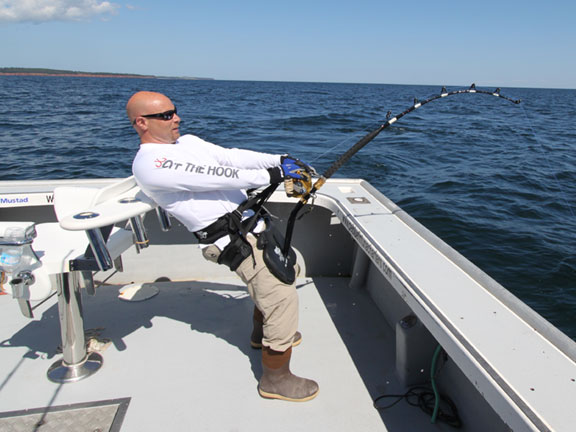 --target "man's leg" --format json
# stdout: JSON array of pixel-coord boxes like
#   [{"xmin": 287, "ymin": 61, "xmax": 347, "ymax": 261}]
[
  {"xmin": 250, "ymin": 306, "xmax": 302, "ymax": 349},
  {"xmin": 235, "ymin": 235, "xmax": 318, "ymax": 402}
]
